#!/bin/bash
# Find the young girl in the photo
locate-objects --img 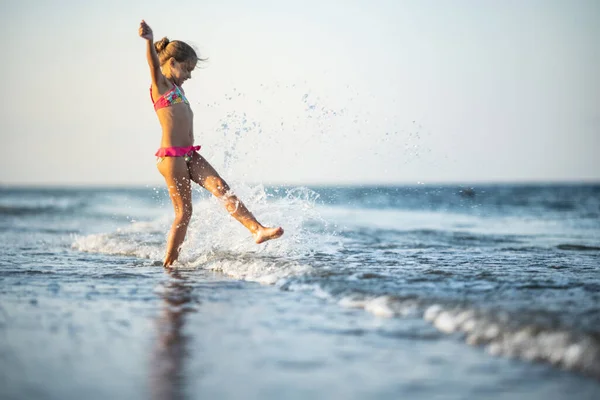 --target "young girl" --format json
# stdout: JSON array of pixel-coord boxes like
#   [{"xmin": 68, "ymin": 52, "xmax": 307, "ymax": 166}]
[{"xmin": 139, "ymin": 20, "xmax": 283, "ymax": 267}]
